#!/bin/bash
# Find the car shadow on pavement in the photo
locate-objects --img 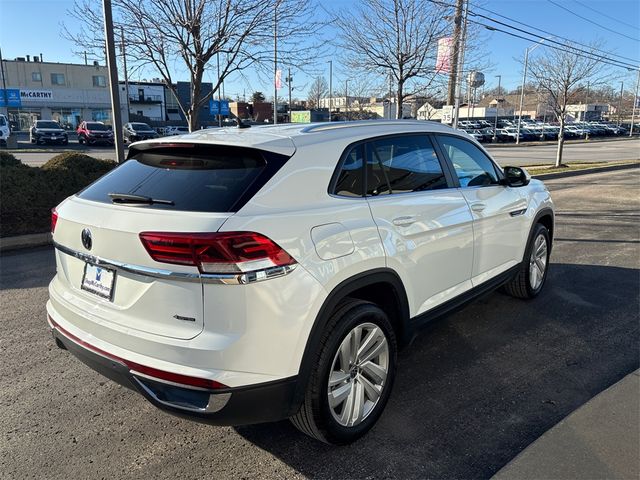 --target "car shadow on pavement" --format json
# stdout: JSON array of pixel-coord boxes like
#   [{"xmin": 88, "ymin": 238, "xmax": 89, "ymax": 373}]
[
  {"xmin": 0, "ymin": 246, "xmax": 56, "ymax": 290},
  {"xmin": 234, "ymin": 262, "xmax": 640, "ymax": 480}
]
